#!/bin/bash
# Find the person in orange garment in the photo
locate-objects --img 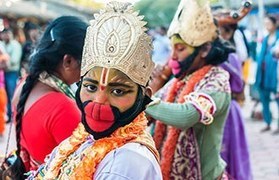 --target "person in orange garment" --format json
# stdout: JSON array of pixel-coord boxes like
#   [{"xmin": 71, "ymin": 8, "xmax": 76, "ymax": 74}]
[{"xmin": 0, "ymin": 45, "xmax": 9, "ymax": 136}]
